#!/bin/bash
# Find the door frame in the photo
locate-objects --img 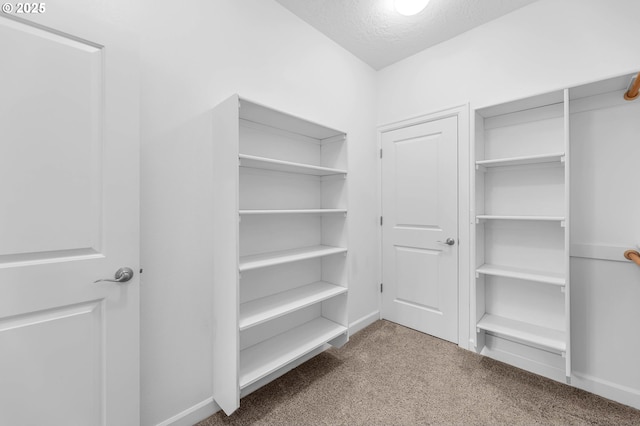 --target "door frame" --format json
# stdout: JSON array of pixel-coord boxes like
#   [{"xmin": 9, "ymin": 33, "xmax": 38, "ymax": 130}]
[{"xmin": 377, "ymin": 104, "xmax": 470, "ymax": 350}]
